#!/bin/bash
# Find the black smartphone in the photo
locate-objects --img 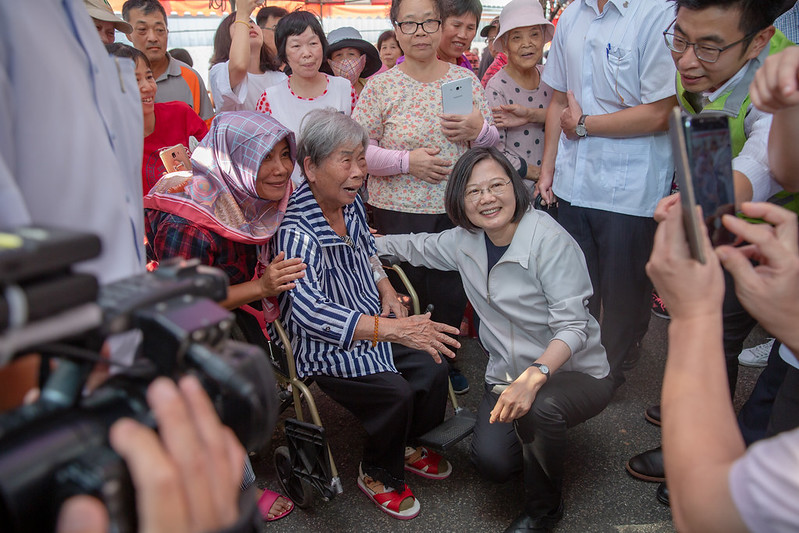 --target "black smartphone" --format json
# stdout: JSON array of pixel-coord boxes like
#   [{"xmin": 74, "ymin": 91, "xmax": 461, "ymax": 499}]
[{"xmin": 668, "ymin": 108, "xmax": 736, "ymax": 263}]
